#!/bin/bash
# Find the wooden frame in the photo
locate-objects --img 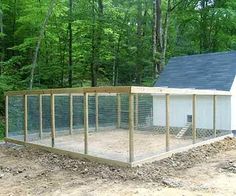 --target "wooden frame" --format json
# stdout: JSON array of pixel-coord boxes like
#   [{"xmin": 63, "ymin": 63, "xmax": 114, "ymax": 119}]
[
  {"xmin": 84, "ymin": 93, "xmax": 88, "ymax": 154},
  {"xmin": 135, "ymin": 94, "xmax": 139, "ymax": 128},
  {"xmin": 213, "ymin": 95, "xmax": 216, "ymax": 137},
  {"xmin": 95, "ymin": 93, "xmax": 99, "ymax": 131},
  {"xmin": 5, "ymin": 86, "xmax": 231, "ymax": 97},
  {"xmin": 39, "ymin": 94, "xmax": 43, "ymax": 139},
  {"xmin": 24, "ymin": 95, "xmax": 28, "ymax": 142},
  {"xmin": 4, "ymin": 86, "xmax": 233, "ymax": 167},
  {"xmin": 51, "ymin": 94, "xmax": 55, "ymax": 147},
  {"xmin": 165, "ymin": 94, "xmax": 170, "ymax": 151},
  {"xmin": 192, "ymin": 94, "xmax": 196, "ymax": 144},
  {"xmin": 129, "ymin": 93, "xmax": 134, "ymax": 163},
  {"xmin": 5, "ymin": 96, "xmax": 8, "ymax": 138},
  {"xmin": 69, "ymin": 93, "xmax": 73, "ymax": 135}
]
